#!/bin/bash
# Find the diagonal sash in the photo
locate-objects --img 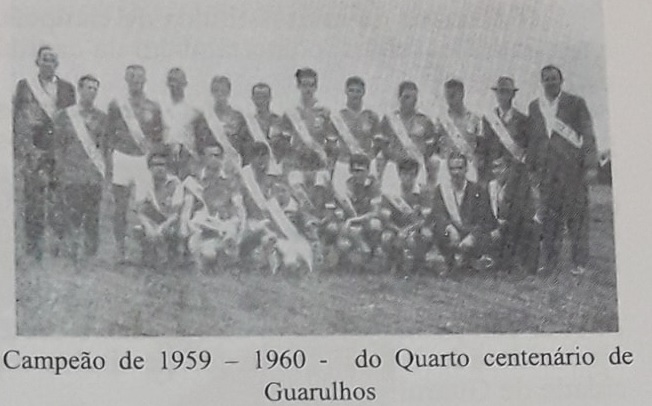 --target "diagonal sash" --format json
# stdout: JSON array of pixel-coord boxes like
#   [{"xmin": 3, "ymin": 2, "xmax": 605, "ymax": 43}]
[
  {"xmin": 117, "ymin": 99, "xmax": 149, "ymax": 154},
  {"xmin": 439, "ymin": 114, "xmax": 478, "ymax": 182},
  {"xmin": 241, "ymin": 166, "xmax": 313, "ymax": 269},
  {"xmin": 536, "ymin": 98, "xmax": 583, "ymax": 149},
  {"xmin": 552, "ymin": 118, "xmax": 583, "ymax": 149},
  {"xmin": 66, "ymin": 105, "xmax": 106, "ymax": 178},
  {"xmin": 387, "ymin": 112, "xmax": 427, "ymax": 187},
  {"xmin": 26, "ymin": 76, "xmax": 57, "ymax": 119},
  {"xmin": 485, "ymin": 109, "xmax": 525, "ymax": 162},
  {"xmin": 439, "ymin": 176, "xmax": 464, "ymax": 229},
  {"xmin": 205, "ymin": 110, "xmax": 243, "ymax": 167},
  {"xmin": 243, "ymin": 112, "xmax": 283, "ymax": 175},
  {"xmin": 331, "ymin": 110, "xmax": 364, "ymax": 156},
  {"xmin": 488, "ymin": 179, "xmax": 499, "ymax": 219},
  {"xmin": 286, "ymin": 108, "xmax": 327, "ymax": 164}
]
